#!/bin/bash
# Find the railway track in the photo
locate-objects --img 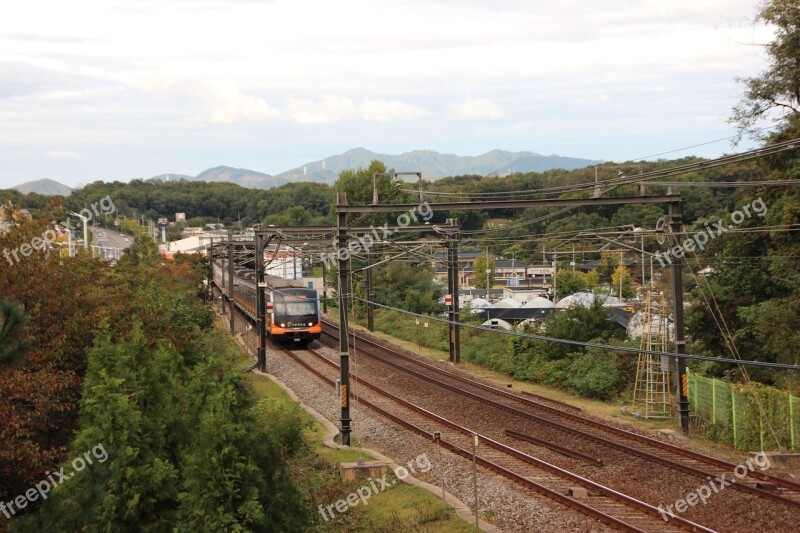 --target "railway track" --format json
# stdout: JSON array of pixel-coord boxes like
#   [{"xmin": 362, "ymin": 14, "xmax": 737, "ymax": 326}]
[
  {"xmin": 320, "ymin": 318, "xmax": 800, "ymax": 510},
  {"xmin": 277, "ymin": 341, "xmax": 714, "ymax": 532}
]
